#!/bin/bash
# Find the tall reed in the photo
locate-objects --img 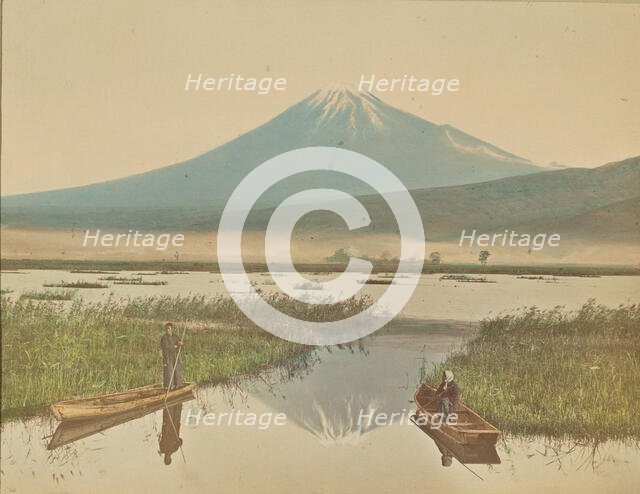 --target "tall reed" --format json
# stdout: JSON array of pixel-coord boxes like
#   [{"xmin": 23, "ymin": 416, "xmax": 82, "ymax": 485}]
[
  {"xmin": 0, "ymin": 295, "xmax": 326, "ymax": 420},
  {"xmin": 427, "ymin": 302, "xmax": 640, "ymax": 440}
]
